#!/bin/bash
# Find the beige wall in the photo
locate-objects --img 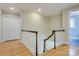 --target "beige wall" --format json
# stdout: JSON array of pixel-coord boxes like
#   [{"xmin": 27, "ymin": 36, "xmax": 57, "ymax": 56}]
[
  {"xmin": 21, "ymin": 11, "xmax": 49, "ymax": 54},
  {"xmin": 0, "ymin": 14, "xmax": 2, "ymax": 41},
  {"xmin": 47, "ymin": 14, "xmax": 67, "ymax": 47},
  {"xmin": 62, "ymin": 10, "xmax": 69, "ymax": 44}
]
